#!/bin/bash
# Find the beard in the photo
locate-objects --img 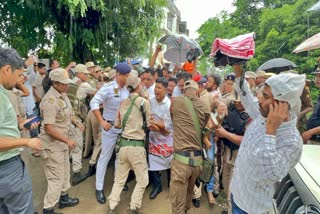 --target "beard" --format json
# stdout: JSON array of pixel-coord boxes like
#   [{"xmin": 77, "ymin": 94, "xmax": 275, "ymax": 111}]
[{"xmin": 259, "ymin": 104, "xmax": 269, "ymax": 118}]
